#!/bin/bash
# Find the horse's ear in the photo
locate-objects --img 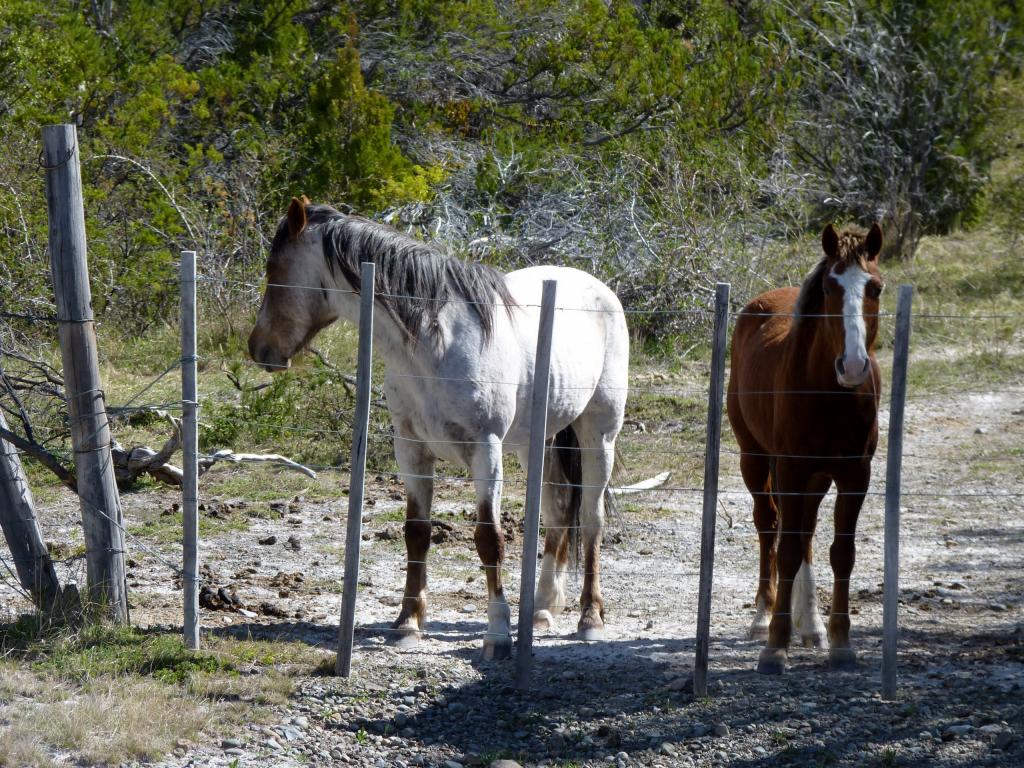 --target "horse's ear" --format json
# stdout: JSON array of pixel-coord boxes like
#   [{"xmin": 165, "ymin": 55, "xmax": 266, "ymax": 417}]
[
  {"xmin": 865, "ymin": 222, "xmax": 883, "ymax": 261},
  {"xmin": 300, "ymin": 195, "xmax": 311, "ymax": 205},
  {"xmin": 287, "ymin": 197, "xmax": 307, "ymax": 240},
  {"xmin": 821, "ymin": 223, "xmax": 839, "ymax": 259}
]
